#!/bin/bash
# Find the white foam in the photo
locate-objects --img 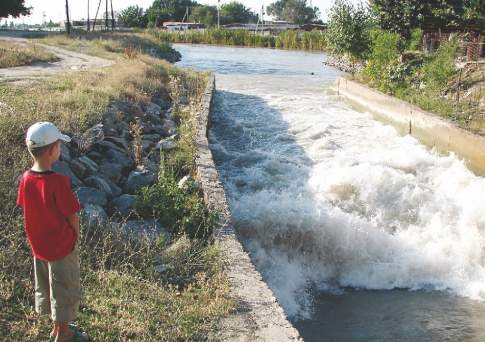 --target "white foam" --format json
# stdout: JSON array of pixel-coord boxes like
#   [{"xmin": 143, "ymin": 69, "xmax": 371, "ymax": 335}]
[{"xmin": 212, "ymin": 73, "xmax": 485, "ymax": 319}]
